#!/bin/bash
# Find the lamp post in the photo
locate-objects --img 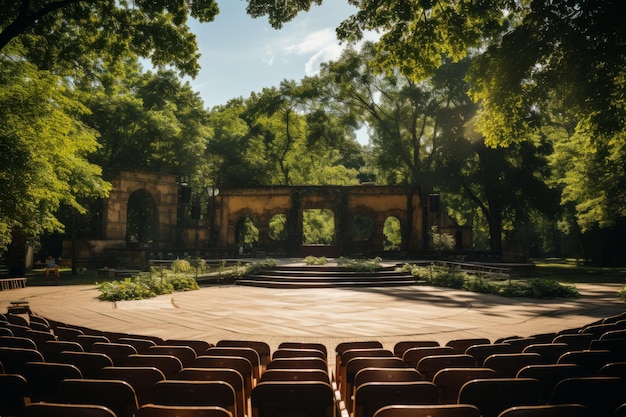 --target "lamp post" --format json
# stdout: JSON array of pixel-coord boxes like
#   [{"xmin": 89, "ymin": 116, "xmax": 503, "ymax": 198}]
[{"xmin": 207, "ymin": 186, "xmax": 219, "ymax": 247}]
